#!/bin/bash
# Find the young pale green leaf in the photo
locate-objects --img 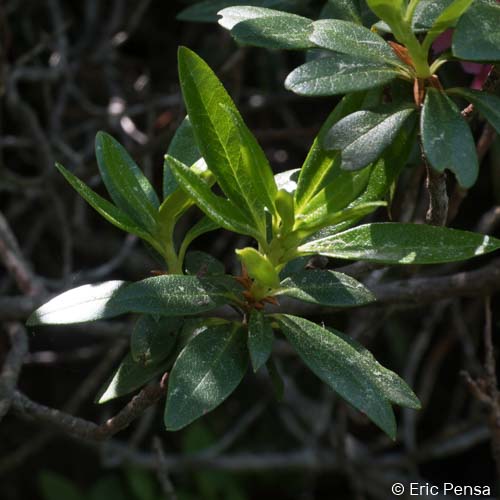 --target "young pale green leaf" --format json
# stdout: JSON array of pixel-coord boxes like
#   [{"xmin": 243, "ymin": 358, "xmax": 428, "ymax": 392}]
[
  {"xmin": 131, "ymin": 315, "xmax": 183, "ymax": 365},
  {"xmin": 184, "ymin": 251, "xmax": 226, "ymax": 276},
  {"xmin": 178, "ymin": 0, "xmax": 301, "ymax": 22},
  {"xmin": 422, "ymin": 0, "xmax": 474, "ymax": 53},
  {"xmin": 299, "ymin": 223, "xmax": 500, "ymax": 264},
  {"xmin": 95, "ymin": 132, "xmax": 159, "ymax": 232},
  {"xmin": 167, "ymin": 155, "xmax": 262, "ymax": 240},
  {"xmin": 164, "ymin": 323, "xmax": 248, "ymax": 430},
  {"xmin": 163, "ymin": 116, "xmax": 201, "ymax": 198},
  {"xmin": 332, "ymin": 329, "xmax": 420, "ymax": 409},
  {"xmin": 324, "ymin": 106, "xmax": 415, "ymax": 171},
  {"xmin": 310, "ymin": 19, "xmax": 399, "ymax": 63},
  {"xmin": 366, "ymin": 0, "xmax": 405, "ymax": 30},
  {"xmin": 248, "ymin": 310, "xmax": 274, "ymax": 372},
  {"xmin": 218, "ymin": 7, "xmax": 315, "ymax": 50},
  {"xmin": 27, "ymin": 281, "xmax": 128, "ymax": 326},
  {"xmin": 97, "ymin": 352, "xmax": 169, "ymax": 404},
  {"xmin": 27, "ymin": 275, "xmax": 240, "ymax": 325},
  {"xmin": 448, "ymin": 88, "xmax": 500, "ymax": 134},
  {"xmin": 277, "ymin": 315, "xmax": 396, "ymax": 438},
  {"xmin": 285, "ymin": 56, "xmax": 398, "ymax": 97},
  {"xmin": 421, "ymin": 88, "xmax": 478, "ymax": 189},
  {"xmin": 294, "ymin": 92, "xmax": 369, "ymax": 211},
  {"xmin": 55, "ymin": 163, "xmax": 158, "ymax": 247},
  {"xmin": 453, "ymin": 0, "xmax": 500, "ymax": 61},
  {"xmin": 276, "ymin": 270, "xmax": 375, "ymax": 307},
  {"xmin": 177, "ymin": 47, "xmax": 274, "ymax": 232},
  {"xmin": 236, "ymin": 247, "xmax": 281, "ymax": 289}
]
